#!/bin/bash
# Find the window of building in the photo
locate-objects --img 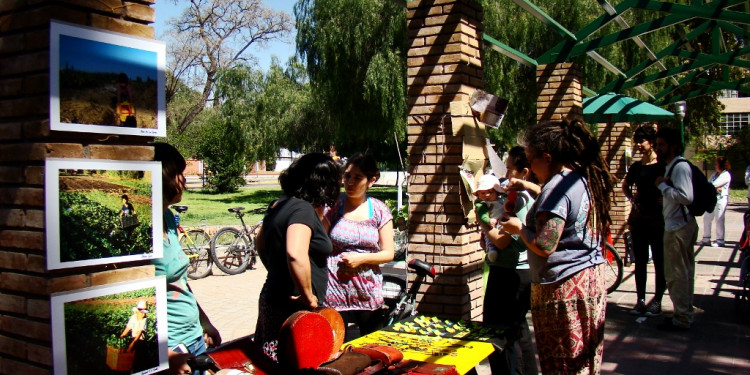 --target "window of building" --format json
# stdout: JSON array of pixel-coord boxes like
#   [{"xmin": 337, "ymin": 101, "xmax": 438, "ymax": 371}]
[{"xmin": 721, "ymin": 112, "xmax": 749, "ymax": 135}]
